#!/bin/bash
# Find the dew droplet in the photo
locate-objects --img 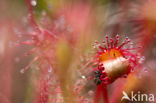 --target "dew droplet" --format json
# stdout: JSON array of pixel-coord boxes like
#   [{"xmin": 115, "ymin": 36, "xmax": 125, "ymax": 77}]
[
  {"xmin": 20, "ymin": 69, "xmax": 25, "ymax": 74},
  {"xmin": 31, "ymin": 0, "xmax": 37, "ymax": 6},
  {"xmin": 88, "ymin": 90, "xmax": 94, "ymax": 96},
  {"xmin": 48, "ymin": 66, "xmax": 52, "ymax": 73},
  {"xmin": 139, "ymin": 56, "xmax": 145, "ymax": 64},
  {"xmin": 81, "ymin": 75, "xmax": 86, "ymax": 79}
]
